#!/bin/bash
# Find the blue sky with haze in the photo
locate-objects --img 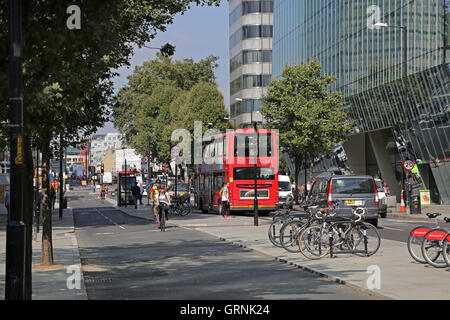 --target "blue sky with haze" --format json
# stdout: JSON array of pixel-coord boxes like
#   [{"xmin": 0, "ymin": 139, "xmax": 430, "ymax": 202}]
[{"xmin": 98, "ymin": 1, "xmax": 229, "ymax": 134}]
